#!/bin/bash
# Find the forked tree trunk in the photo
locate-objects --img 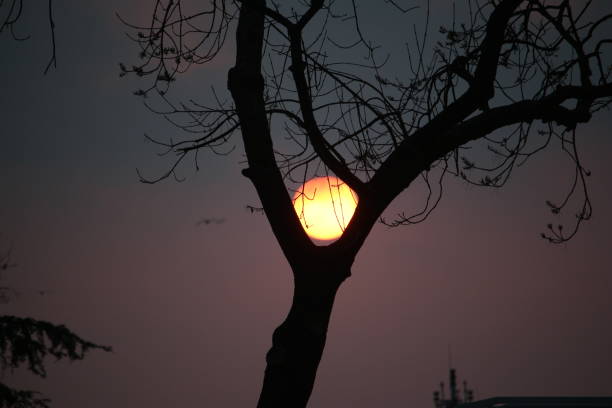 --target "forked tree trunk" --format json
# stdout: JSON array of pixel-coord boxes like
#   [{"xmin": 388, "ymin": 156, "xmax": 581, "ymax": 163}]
[
  {"xmin": 257, "ymin": 264, "xmax": 350, "ymax": 408},
  {"xmin": 227, "ymin": 2, "xmax": 358, "ymax": 406}
]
